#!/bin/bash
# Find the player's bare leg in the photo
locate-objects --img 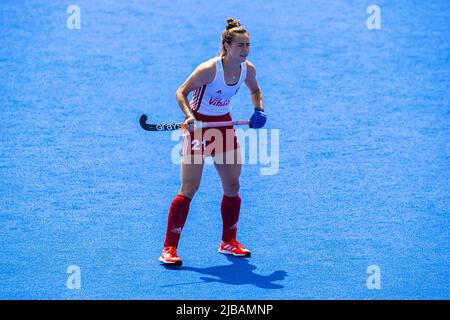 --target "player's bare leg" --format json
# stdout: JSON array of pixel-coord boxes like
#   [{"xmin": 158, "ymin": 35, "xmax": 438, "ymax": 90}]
[{"xmin": 180, "ymin": 154, "xmax": 205, "ymax": 199}]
